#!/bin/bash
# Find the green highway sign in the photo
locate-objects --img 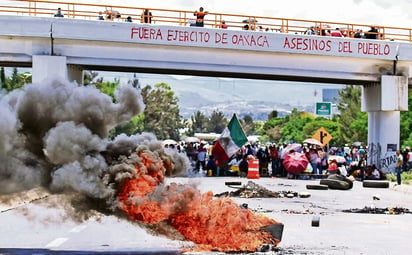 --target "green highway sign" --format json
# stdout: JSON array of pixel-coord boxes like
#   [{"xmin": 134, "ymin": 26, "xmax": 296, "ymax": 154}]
[{"xmin": 315, "ymin": 102, "xmax": 332, "ymax": 116}]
